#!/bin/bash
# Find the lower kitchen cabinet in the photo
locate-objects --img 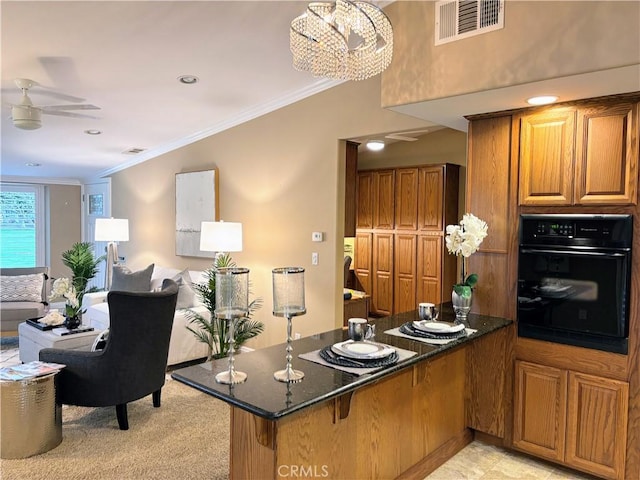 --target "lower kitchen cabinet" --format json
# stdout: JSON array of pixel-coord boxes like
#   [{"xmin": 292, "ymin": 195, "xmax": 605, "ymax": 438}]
[{"xmin": 513, "ymin": 360, "xmax": 628, "ymax": 480}]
